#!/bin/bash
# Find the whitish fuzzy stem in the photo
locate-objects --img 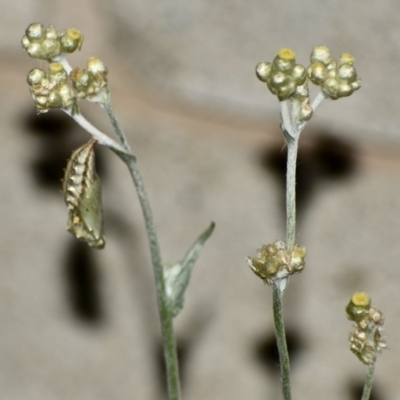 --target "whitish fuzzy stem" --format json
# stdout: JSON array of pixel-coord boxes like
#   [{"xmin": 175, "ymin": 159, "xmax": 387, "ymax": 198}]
[
  {"xmin": 102, "ymin": 105, "xmax": 182, "ymax": 400},
  {"xmin": 285, "ymin": 136, "xmax": 299, "ymax": 252},
  {"xmin": 63, "ymin": 110, "xmax": 130, "ymax": 156},
  {"xmin": 361, "ymin": 363, "xmax": 375, "ymax": 400},
  {"xmin": 272, "ymin": 280, "xmax": 292, "ymax": 400}
]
